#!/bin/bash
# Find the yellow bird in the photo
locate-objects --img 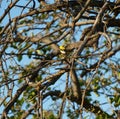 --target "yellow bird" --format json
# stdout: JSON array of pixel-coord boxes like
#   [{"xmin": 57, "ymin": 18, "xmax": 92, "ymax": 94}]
[{"xmin": 59, "ymin": 46, "xmax": 66, "ymax": 54}]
